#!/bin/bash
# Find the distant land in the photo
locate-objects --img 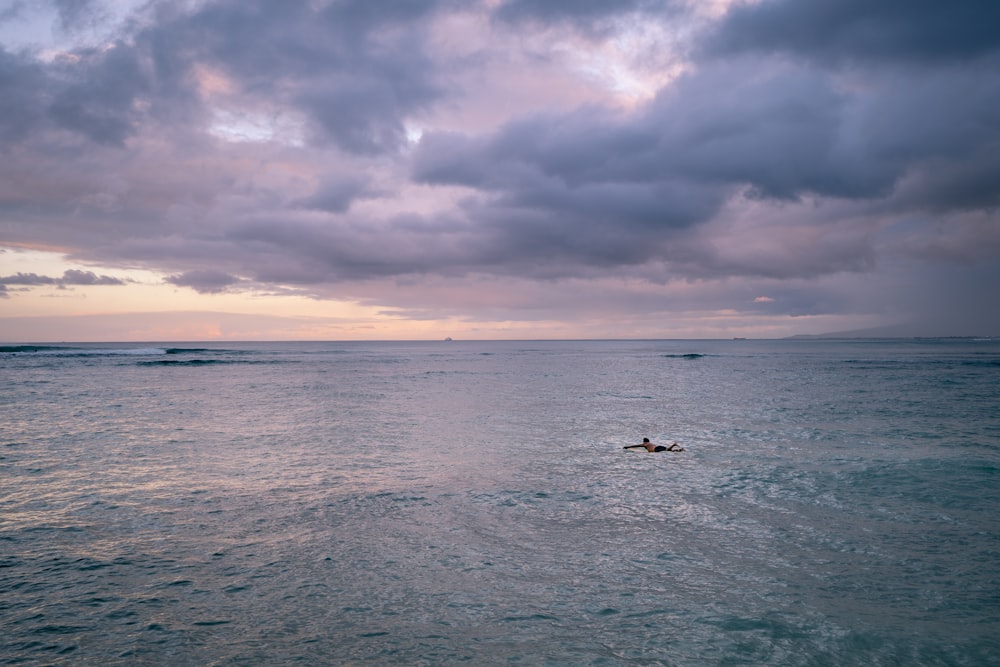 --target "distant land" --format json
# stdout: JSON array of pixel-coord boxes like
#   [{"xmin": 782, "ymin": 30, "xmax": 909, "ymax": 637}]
[{"xmin": 787, "ymin": 322, "xmax": 998, "ymax": 340}]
